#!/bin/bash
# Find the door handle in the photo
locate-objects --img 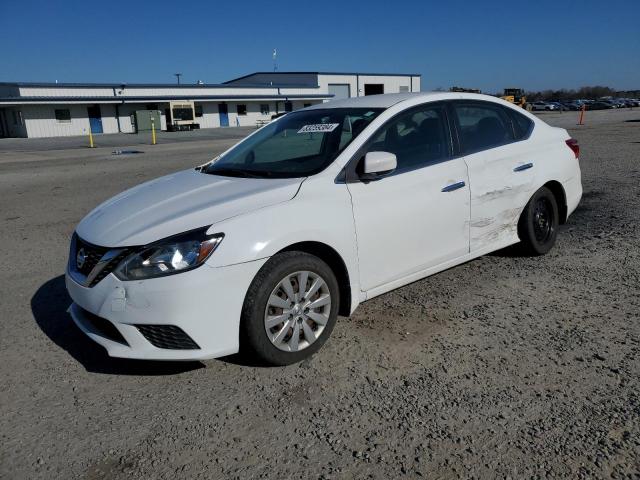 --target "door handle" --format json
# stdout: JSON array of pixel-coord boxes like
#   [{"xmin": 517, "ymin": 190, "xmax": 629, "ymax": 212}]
[
  {"xmin": 441, "ymin": 181, "xmax": 466, "ymax": 192},
  {"xmin": 513, "ymin": 162, "xmax": 533, "ymax": 172}
]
